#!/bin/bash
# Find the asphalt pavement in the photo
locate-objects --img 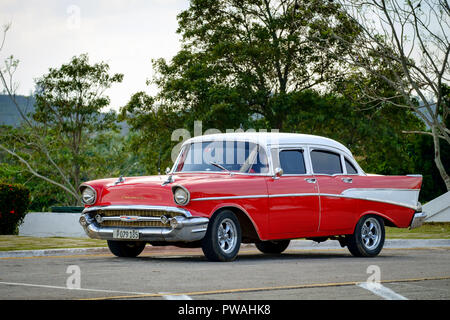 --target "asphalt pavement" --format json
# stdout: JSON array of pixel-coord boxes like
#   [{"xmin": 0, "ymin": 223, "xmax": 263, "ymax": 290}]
[{"xmin": 0, "ymin": 239, "xmax": 449, "ymax": 300}]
